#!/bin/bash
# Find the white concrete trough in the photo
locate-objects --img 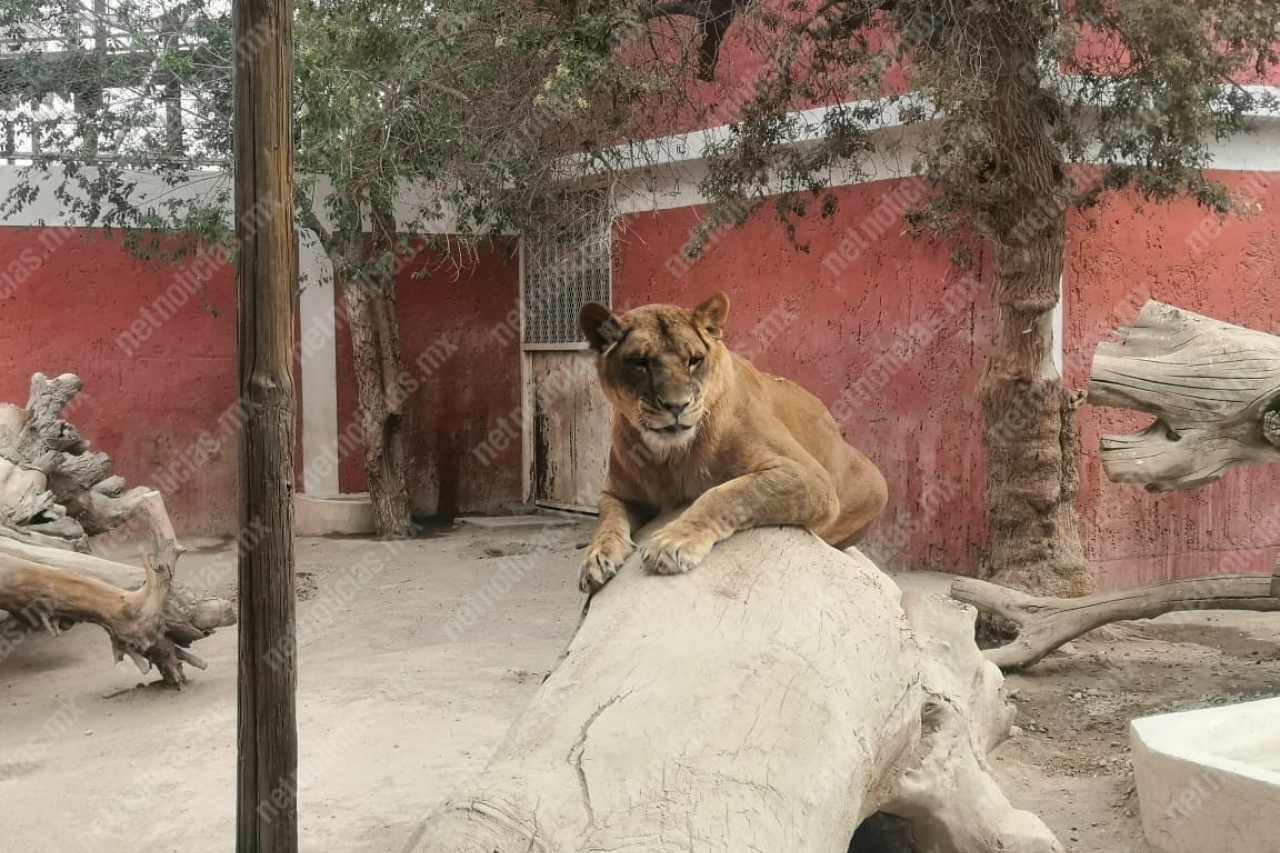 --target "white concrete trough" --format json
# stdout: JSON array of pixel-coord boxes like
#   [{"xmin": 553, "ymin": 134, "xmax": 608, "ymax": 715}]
[
  {"xmin": 294, "ymin": 492, "xmax": 375, "ymax": 537},
  {"xmin": 1130, "ymin": 696, "xmax": 1280, "ymax": 853}
]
